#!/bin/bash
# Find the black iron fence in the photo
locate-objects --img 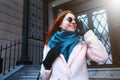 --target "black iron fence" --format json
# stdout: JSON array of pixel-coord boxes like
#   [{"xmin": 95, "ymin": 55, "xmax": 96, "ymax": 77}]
[
  {"xmin": 0, "ymin": 40, "xmax": 22, "ymax": 75},
  {"xmin": 28, "ymin": 39, "xmax": 44, "ymax": 65},
  {"xmin": 0, "ymin": 39, "xmax": 44, "ymax": 75}
]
